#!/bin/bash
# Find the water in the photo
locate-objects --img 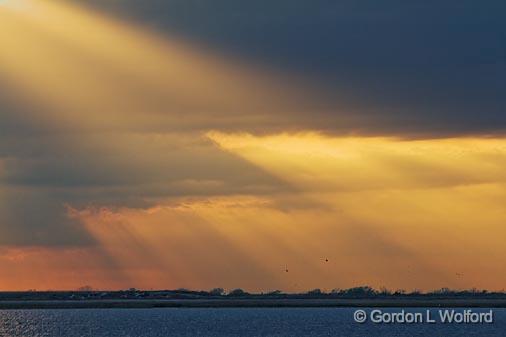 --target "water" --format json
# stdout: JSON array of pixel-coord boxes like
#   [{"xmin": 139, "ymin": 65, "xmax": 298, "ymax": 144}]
[{"xmin": 0, "ymin": 308, "xmax": 504, "ymax": 337}]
